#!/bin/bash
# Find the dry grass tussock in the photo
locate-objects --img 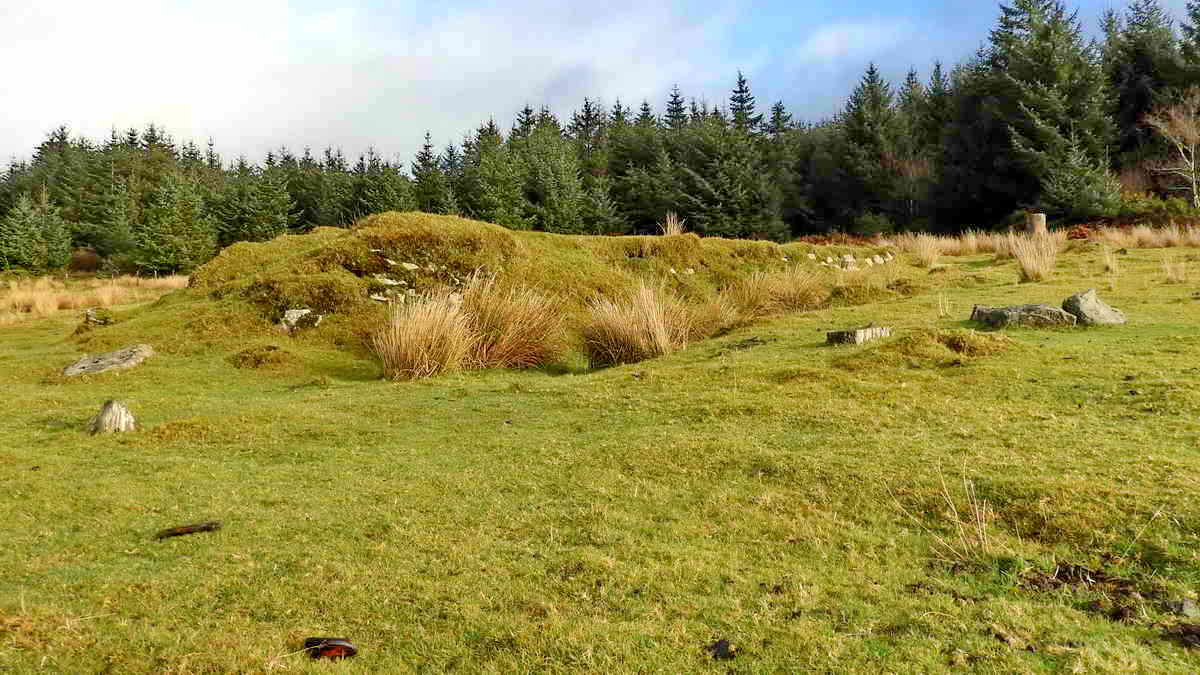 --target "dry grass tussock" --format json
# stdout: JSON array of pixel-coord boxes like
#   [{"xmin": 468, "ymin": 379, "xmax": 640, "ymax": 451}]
[
  {"xmin": 893, "ymin": 470, "xmax": 1002, "ymax": 567},
  {"xmin": 726, "ymin": 265, "xmax": 829, "ymax": 319},
  {"xmin": 581, "ymin": 282, "xmax": 694, "ymax": 368},
  {"xmin": 1161, "ymin": 254, "xmax": 1190, "ymax": 284},
  {"xmin": 890, "ymin": 225, "xmax": 1200, "ymax": 261},
  {"xmin": 658, "ymin": 211, "xmax": 686, "ymax": 236},
  {"xmin": 1005, "ymin": 232, "xmax": 1061, "ymax": 282},
  {"xmin": 370, "ymin": 292, "xmax": 475, "ymax": 380},
  {"xmin": 460, "ymin": 272, "xmax": 567, "ymax": 369},
  {"xmin": 0, "ymin": 275, "xmax": 188, "ymax": 324}
]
